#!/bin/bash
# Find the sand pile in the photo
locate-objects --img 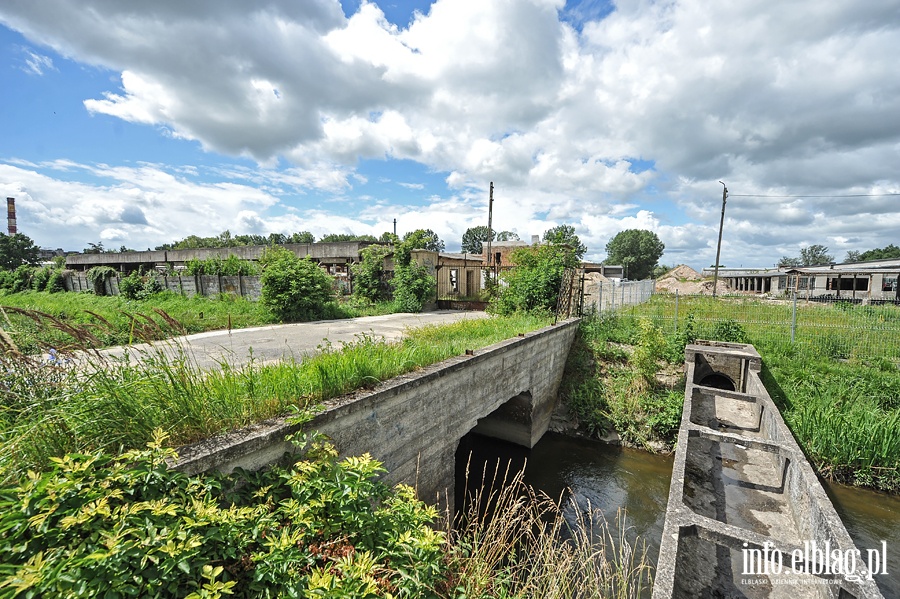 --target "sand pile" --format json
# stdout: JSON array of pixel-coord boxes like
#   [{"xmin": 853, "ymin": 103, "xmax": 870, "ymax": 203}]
[{"xmin": 655, "ymin": 264, "xmax": 730, "ymax": 295}]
